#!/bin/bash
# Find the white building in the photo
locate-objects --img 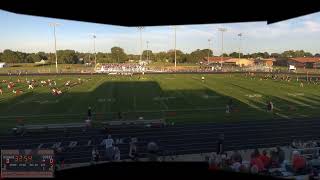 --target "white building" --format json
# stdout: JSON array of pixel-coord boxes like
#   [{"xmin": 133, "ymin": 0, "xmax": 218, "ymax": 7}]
[{"xmin": 0, "ymin": 62, "xmax": 6, "ymax": 68}]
